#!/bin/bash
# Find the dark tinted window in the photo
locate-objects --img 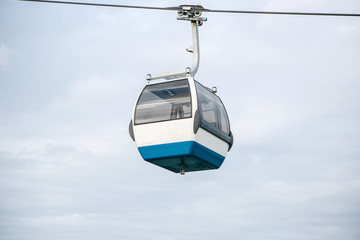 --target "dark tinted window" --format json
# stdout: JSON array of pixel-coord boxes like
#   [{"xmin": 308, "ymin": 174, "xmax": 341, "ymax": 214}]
[
  {"xmin": 195, "ymin": 81, "xmax": 230, "ymax": 135},
  {"xmin": 135, "ymin": 79, "xmax": 191, "ymax": 125}
]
